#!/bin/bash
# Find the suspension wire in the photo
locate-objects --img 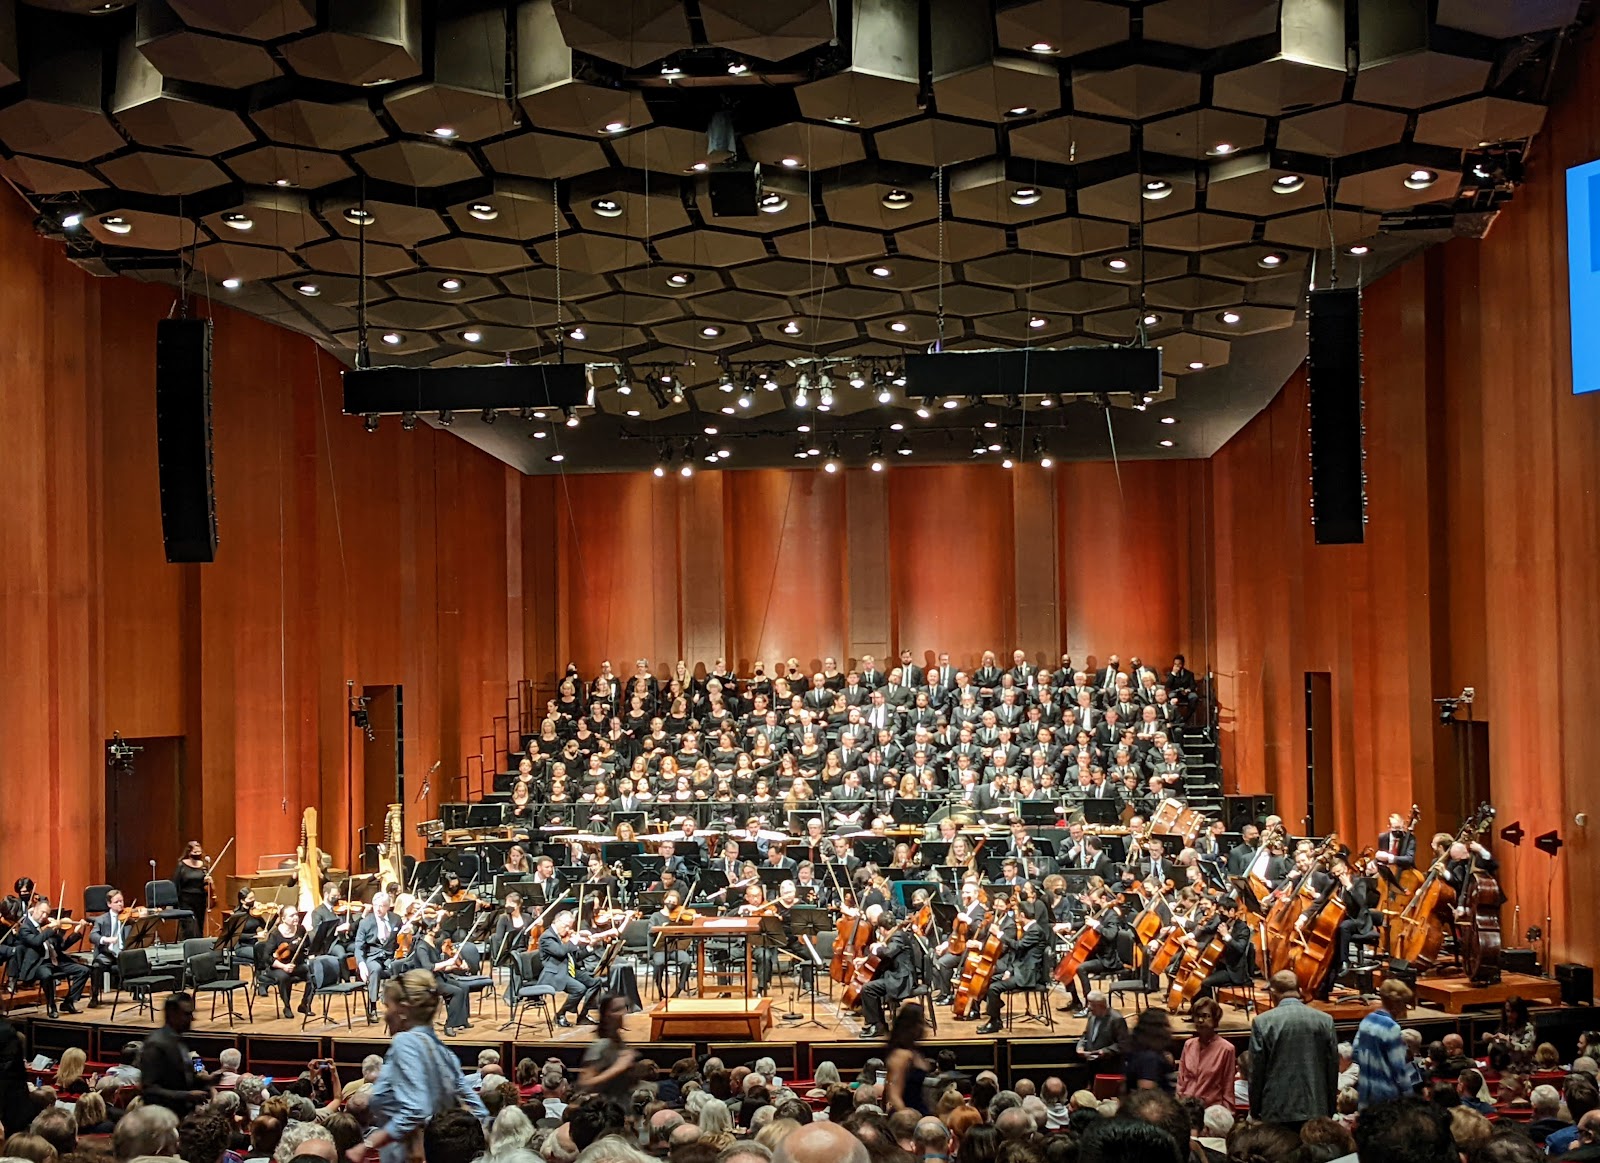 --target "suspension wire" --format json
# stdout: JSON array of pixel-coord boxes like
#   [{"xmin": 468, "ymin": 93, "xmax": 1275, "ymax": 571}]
[{"xmin": 935, "ymin": 165, "xmax": 946, "ymax": 351}]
